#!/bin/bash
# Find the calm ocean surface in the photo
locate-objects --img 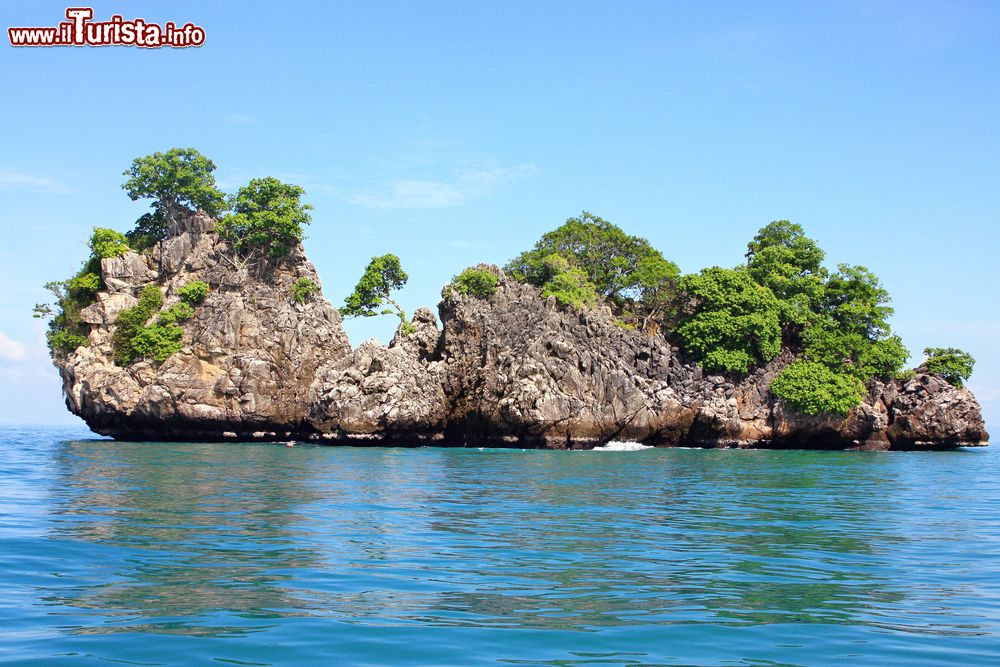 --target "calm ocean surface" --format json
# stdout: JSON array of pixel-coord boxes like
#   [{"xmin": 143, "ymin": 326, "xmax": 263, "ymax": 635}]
[{"xmin": 2, "ymin": 425, "xmax": 998, "ymax": 666}]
